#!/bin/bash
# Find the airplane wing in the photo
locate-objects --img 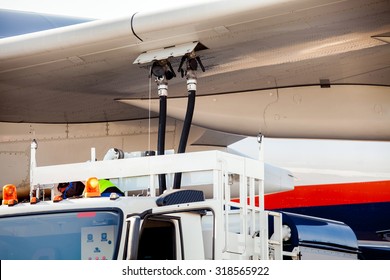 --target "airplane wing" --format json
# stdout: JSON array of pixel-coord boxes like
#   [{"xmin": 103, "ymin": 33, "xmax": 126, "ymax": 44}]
[{"xmin": 1, "ymin": 0, "xmax": 389, "ymax": 140}]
